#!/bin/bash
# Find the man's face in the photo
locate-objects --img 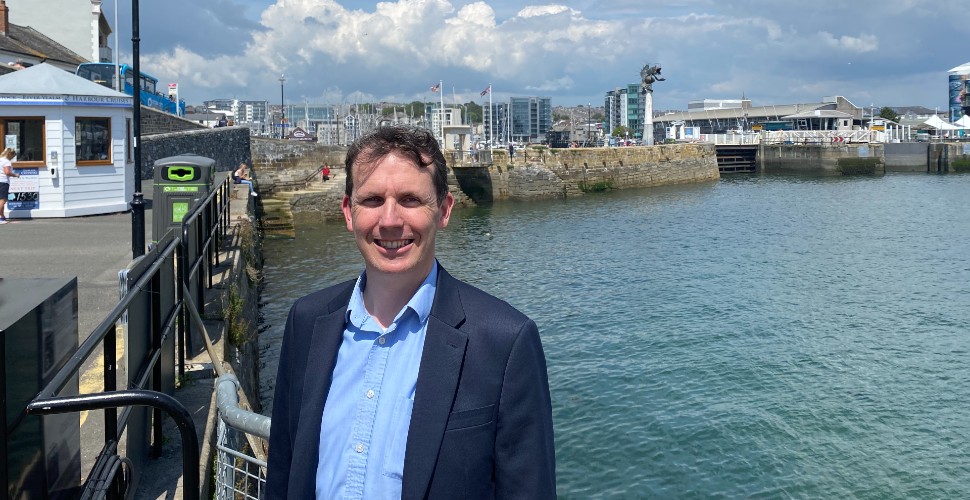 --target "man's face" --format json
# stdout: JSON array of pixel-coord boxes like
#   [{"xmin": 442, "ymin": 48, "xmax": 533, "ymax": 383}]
[{"xmin": 342, "ymin": 151, "xmax": 453, "ymax": 284}]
